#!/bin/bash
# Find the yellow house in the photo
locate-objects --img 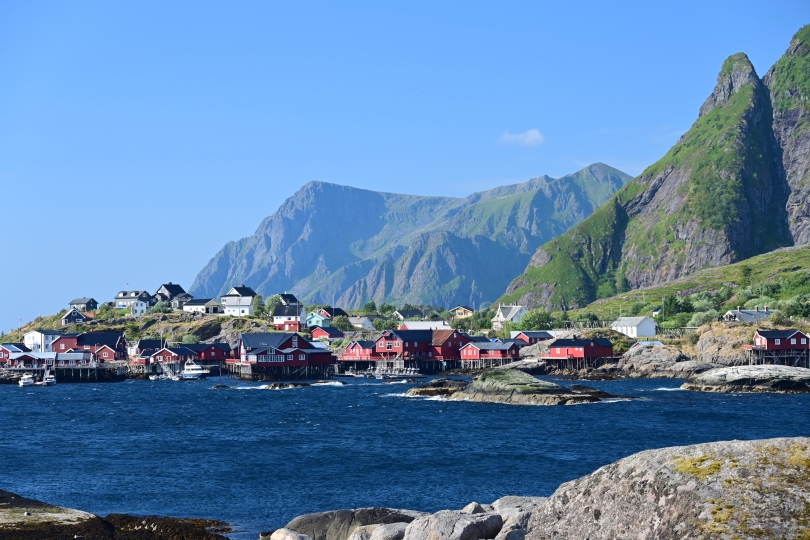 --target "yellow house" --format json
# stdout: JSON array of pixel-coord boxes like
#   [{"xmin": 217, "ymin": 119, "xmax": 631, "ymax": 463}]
[{"xmin": 450, "ymin": 305, "xmax": 474, "ymax": 319}]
